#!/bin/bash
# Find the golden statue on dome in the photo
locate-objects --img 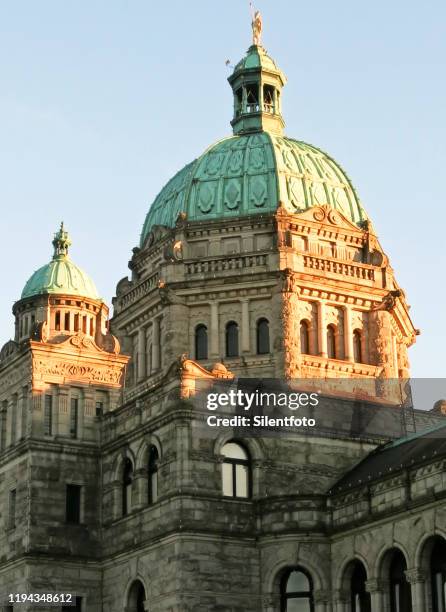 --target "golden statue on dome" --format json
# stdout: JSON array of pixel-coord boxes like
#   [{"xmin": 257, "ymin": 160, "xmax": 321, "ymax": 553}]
[{"xmin": 251, "ymin": 8, "xmax": 262, "ymax": 46}]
